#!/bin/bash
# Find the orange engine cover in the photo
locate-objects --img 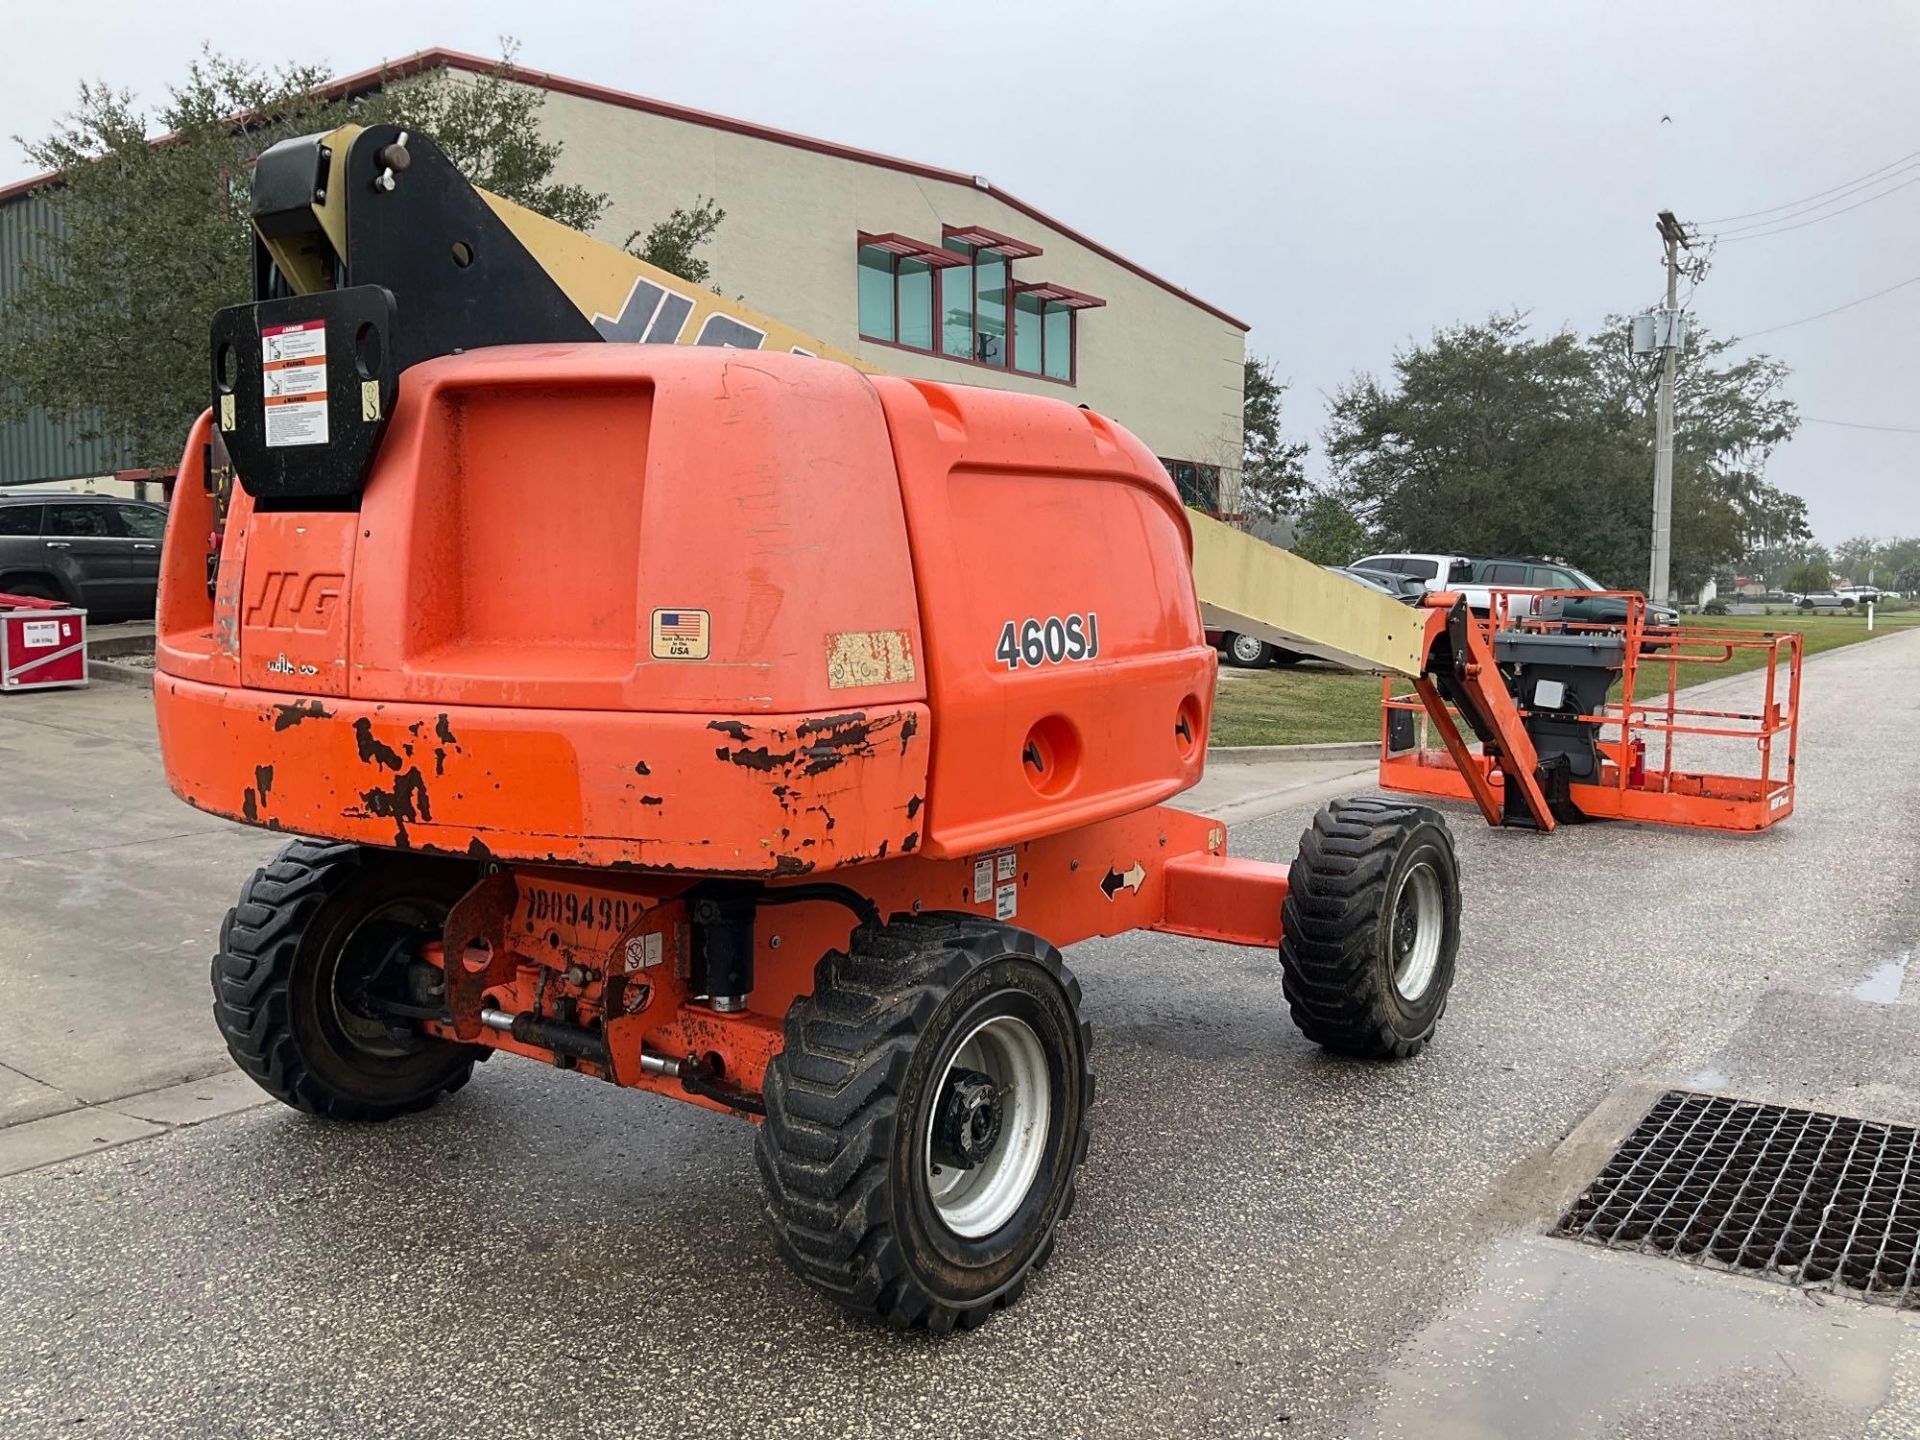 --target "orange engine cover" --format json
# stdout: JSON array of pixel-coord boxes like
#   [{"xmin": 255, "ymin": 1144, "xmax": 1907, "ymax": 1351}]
[{"xmin": 155, "ymin": 346, "xmax": 1214, "ymax": 872}]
